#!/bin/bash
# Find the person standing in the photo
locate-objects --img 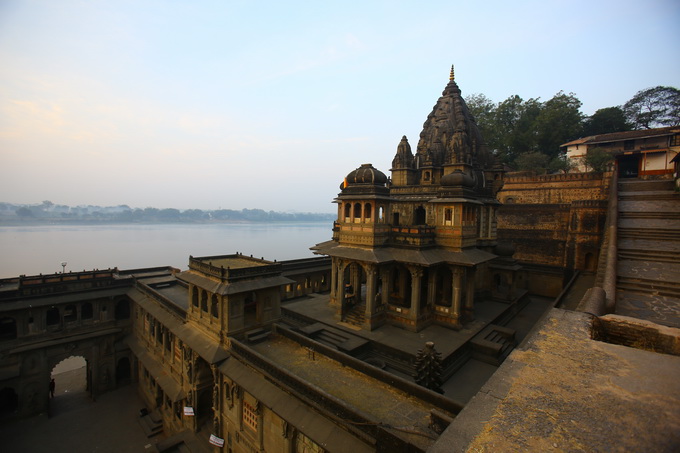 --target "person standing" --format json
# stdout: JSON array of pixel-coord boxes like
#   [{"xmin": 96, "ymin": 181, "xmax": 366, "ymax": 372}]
[{"xmin": 49, "ymin": 378, "xmax": 55, "ymax": 398}]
